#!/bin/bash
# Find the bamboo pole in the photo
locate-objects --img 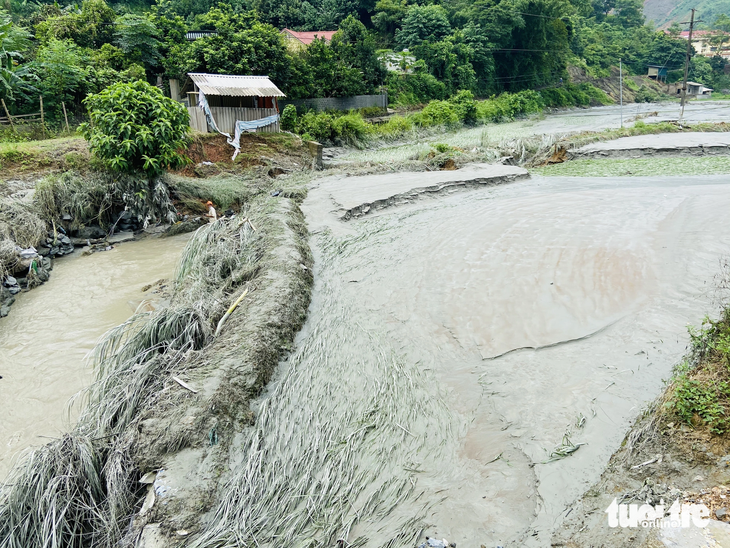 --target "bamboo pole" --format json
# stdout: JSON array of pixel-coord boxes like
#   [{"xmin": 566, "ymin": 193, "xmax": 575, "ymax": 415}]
[
  {"xmin": 1, "ymin": 99, "xmax": 14, "ymax": 130},
  {"xmin": 61, "ymin": 101, "xmax": 70, "ymax": 133},
  {"xmin": 39, "ymin": 96, "xmax": 46, "ymax": 137}
]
